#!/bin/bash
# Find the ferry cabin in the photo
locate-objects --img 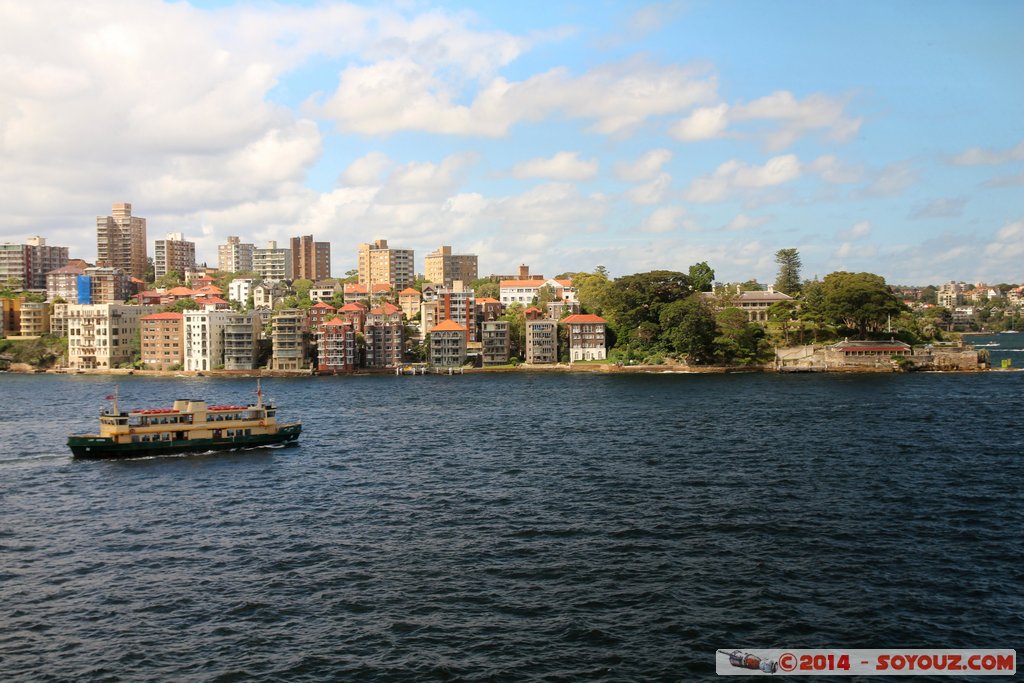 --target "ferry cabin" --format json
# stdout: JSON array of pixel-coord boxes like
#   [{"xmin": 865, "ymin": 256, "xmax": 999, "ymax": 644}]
[{"xmin": 99, "ymin": 399, "xmax": 279, "ymax": 445}]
